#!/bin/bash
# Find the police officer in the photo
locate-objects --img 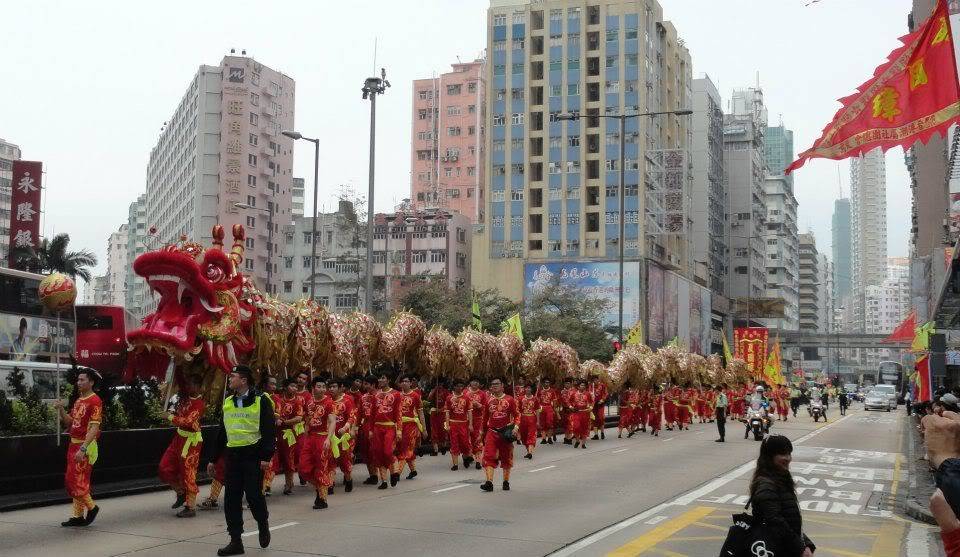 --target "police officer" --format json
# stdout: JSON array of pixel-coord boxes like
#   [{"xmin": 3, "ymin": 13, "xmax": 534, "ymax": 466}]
[{"xmin": 211, "ymin": 365, "xmax": 276, "ymax": 556}]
